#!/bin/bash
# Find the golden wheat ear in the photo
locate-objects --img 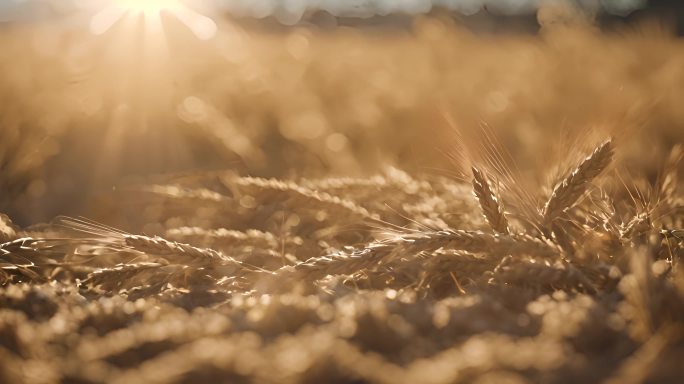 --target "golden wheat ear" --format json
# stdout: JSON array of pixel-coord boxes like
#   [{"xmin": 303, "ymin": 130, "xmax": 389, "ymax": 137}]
[
  {"xmin": 471, "ymin": 166, "xmax": 510, "ymax": 234},
  {"xmin": 543, "ymin": 138, "xmax": 615, "ymax": 224}
]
